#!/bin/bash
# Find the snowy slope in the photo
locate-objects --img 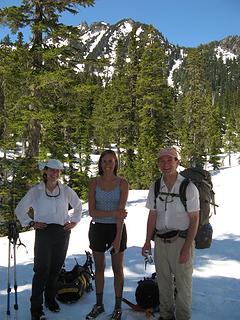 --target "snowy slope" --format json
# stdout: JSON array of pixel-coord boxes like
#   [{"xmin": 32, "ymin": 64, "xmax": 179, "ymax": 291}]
[{"xmin": 0, "ymin": 159, "xmax": 240, "ymax": 319}]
